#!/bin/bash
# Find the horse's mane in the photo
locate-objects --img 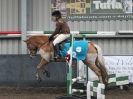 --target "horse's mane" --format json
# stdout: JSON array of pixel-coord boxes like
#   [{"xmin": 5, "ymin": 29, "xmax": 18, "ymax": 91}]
[{"xmin": 26, "ymin": 35, "xmax": 49, "ymax": 44}]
